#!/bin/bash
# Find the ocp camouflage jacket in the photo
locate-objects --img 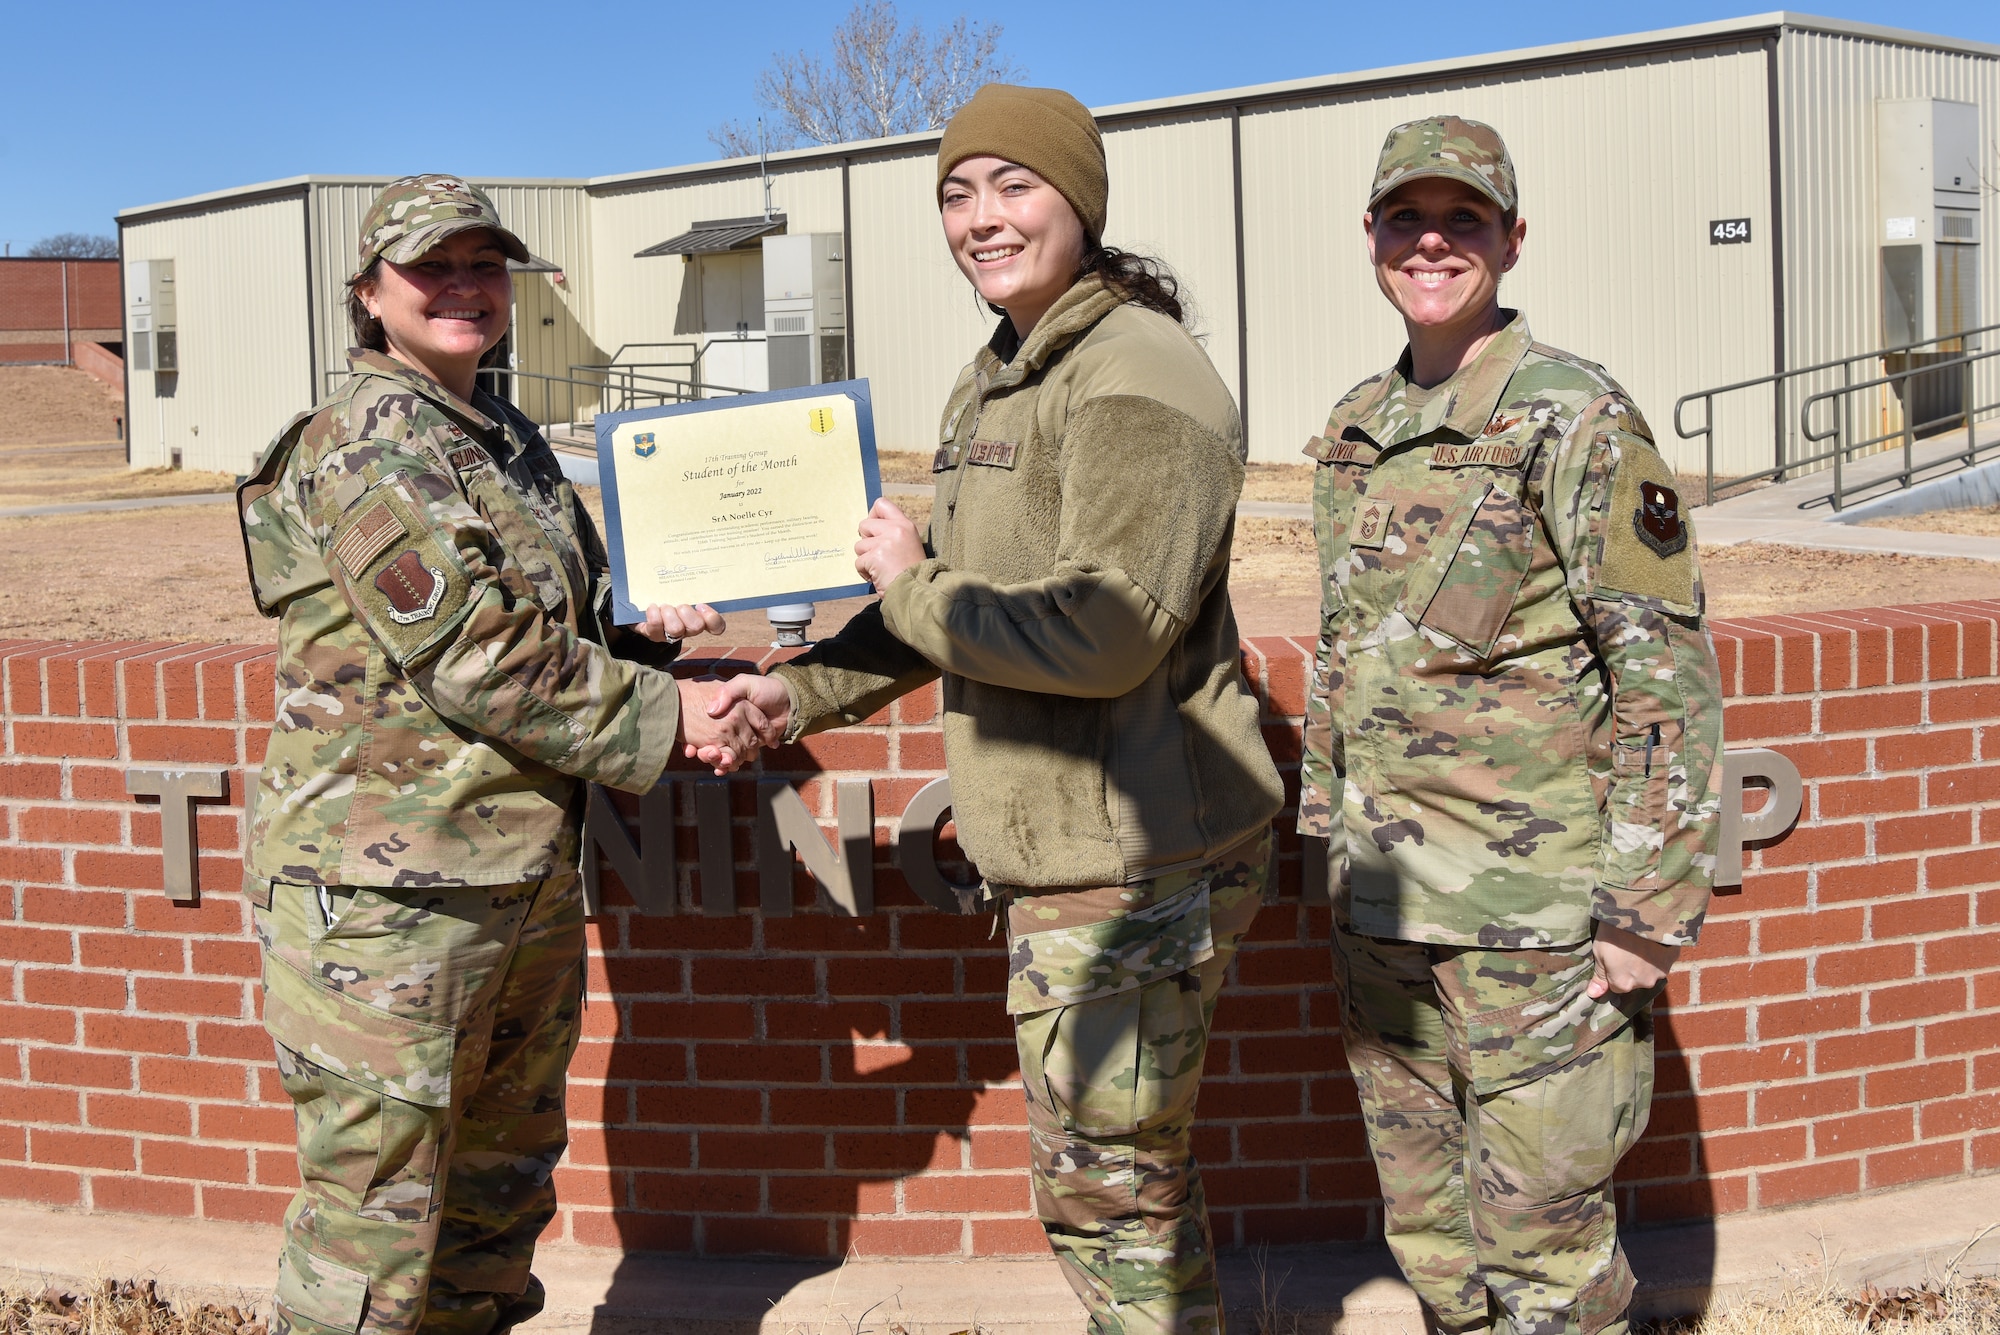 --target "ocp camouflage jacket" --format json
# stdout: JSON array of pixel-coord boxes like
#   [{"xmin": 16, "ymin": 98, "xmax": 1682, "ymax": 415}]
[
  {"xmin": 238, "ymin": 350, "xmax": 681, "ymax": 889},
  {"xmin": 1298, "ymin": 314, "xmax": 1723, "ymax": 947},
  {"xmin": 774, "ymin": 281, "xmax": 1285, "ymax": 889}
]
